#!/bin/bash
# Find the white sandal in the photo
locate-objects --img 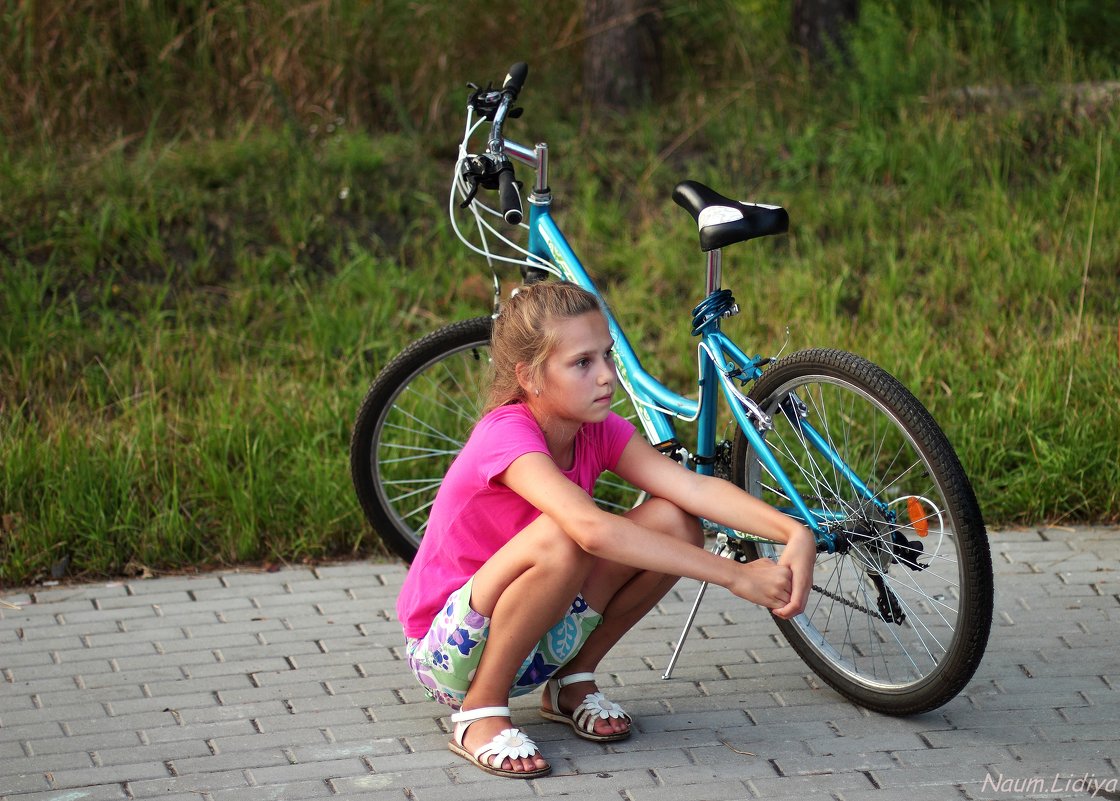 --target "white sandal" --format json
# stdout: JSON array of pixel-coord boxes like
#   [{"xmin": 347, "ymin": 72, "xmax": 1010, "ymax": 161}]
[
  {"xmin": 448, "ymin": 706, "xmax": 550, "ymax": 779},
  {"xmin": 540, "ymin": 672, "xmax": 632, "ymax": 742}
]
